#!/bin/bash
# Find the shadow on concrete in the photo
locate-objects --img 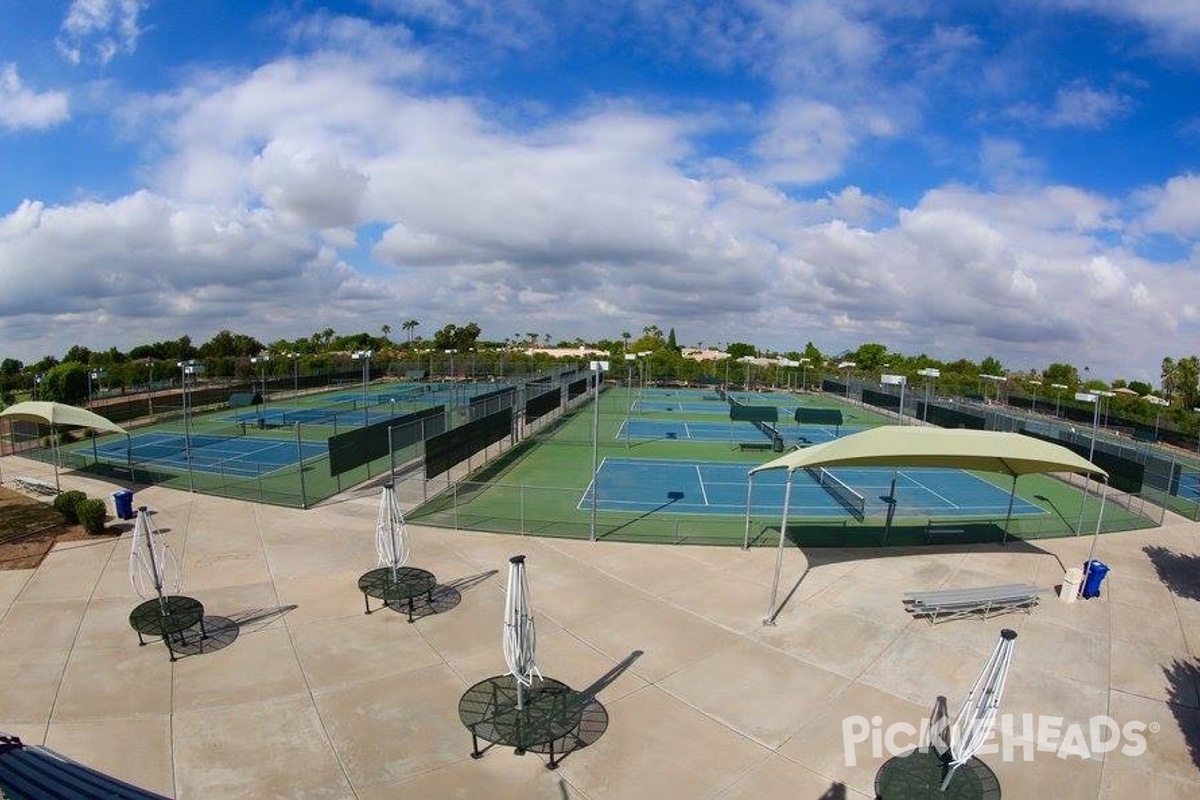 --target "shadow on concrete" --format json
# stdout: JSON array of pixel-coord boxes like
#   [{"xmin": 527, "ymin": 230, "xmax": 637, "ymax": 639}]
[
  {"xmin": 1163, "ymin": 658, "xmax": 1200, "ymax": 771},
  {"xmin": 1144, "ymin": 545, "xmax": 1200, "ymax": 601},
  {"xmin": 526, "ymin": 650, "xmax": 643, "ymax": 765}
]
